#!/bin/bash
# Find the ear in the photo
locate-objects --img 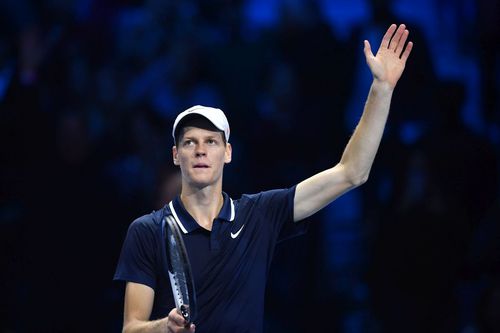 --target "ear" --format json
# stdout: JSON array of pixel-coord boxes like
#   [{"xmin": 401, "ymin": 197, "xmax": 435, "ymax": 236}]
[
  {"xmin": 224, "ymin": 143, "xmax": 232, "ymax": 164},
  {"xmin": 172, "ymin": 146, "xmax": 179, "ymax": 166}
]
